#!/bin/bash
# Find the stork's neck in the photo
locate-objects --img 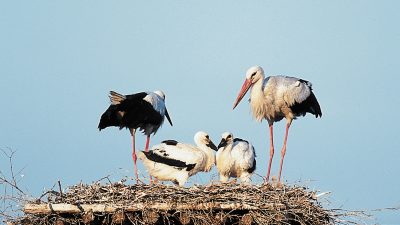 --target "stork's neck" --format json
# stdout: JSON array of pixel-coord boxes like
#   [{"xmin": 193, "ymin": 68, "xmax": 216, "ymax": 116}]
[
  {"xmin": 249, "ymin": 77, "xmax": 268, "ymax": 122},
  {"xmin": 250, "ymin": 76, "xmax": 265, "ymax": 99},
  {"xmin": 196, "ymin": 143, "xmax": 216, "ymax": 172},
  {"xmin": 144, "ymin": 93, "xmax": 166, "ymax": 116}
]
